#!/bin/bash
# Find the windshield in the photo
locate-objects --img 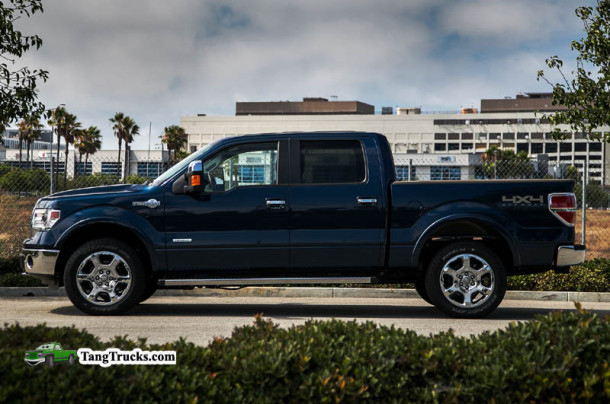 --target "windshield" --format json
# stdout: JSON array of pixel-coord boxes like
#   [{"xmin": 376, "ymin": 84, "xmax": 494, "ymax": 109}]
[
  {"xmin": 151, "ymin": 141, "xmax": 219, "ymax": 186},
  {"xmin": 36, "ymin": 344, "xmax": 53, "ymax": 350}
]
